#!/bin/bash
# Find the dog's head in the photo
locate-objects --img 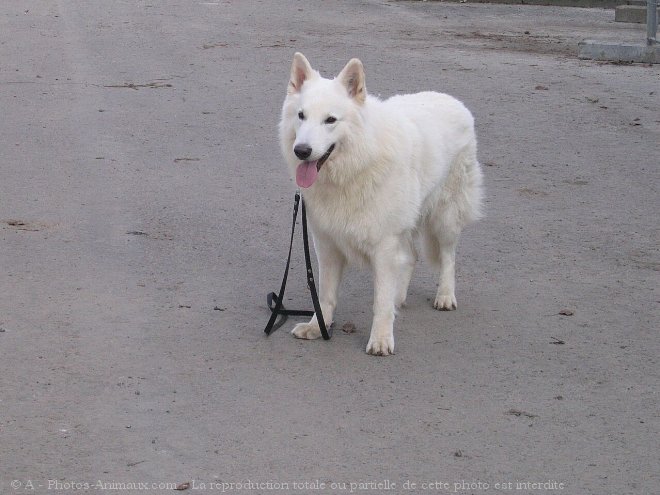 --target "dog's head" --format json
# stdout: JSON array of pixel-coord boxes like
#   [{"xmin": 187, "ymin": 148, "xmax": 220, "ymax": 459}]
[{"xmin": 279, "ymin": 53, "xmax": 367, "ymax": 188}]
